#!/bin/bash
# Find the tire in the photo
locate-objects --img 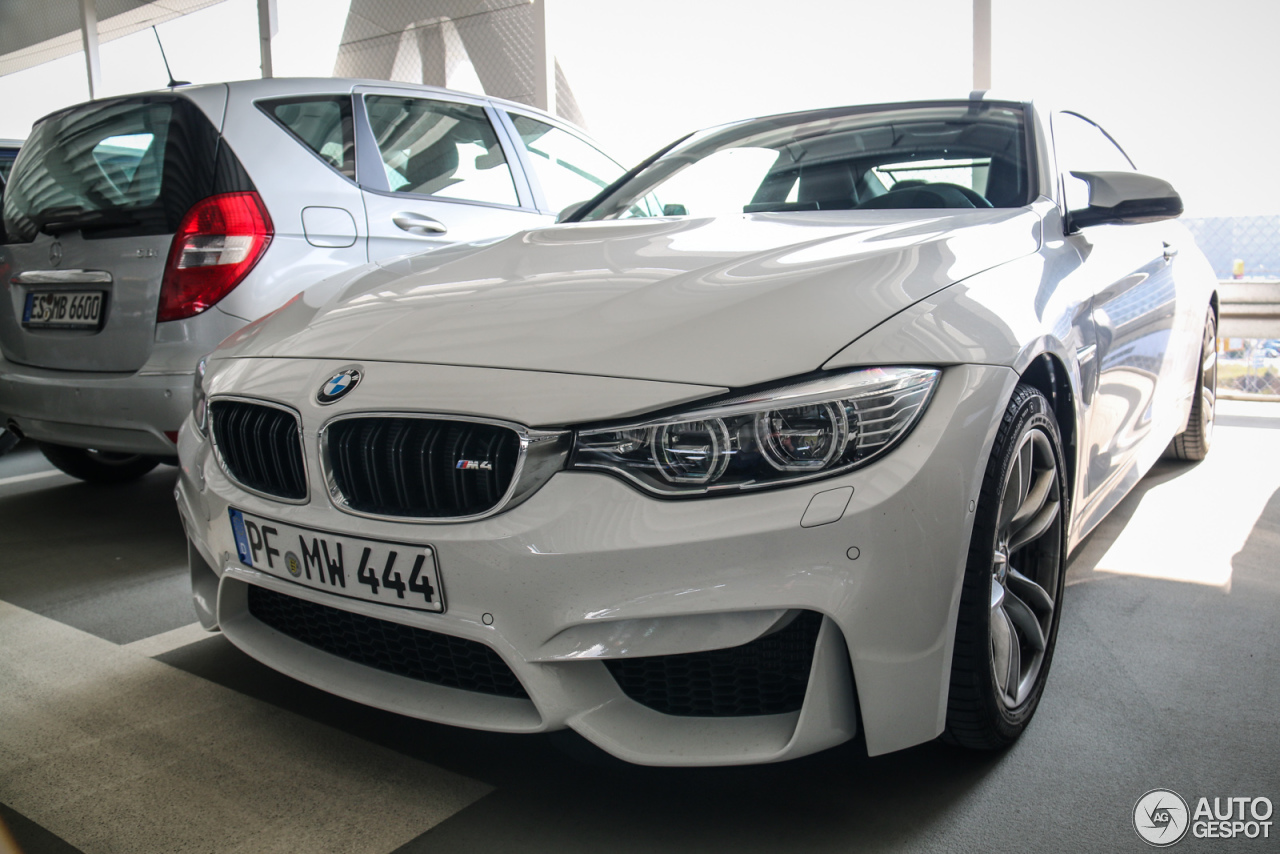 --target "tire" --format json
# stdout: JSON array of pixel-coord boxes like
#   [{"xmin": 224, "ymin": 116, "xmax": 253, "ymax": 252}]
[
  {"xmin": 1166, "ymin": 309, "xmax": 1217, "ymax": 461},
  {"xmin": 38, "ymin": 442, "xmax": 160, "ymax": 484},
  {"xmin": 944, "ymin": 385, "xmax": 1069, "ymax": 750}
]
